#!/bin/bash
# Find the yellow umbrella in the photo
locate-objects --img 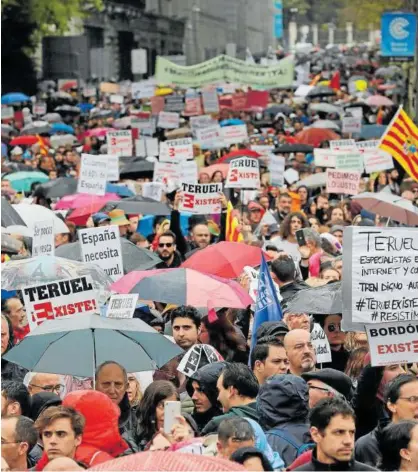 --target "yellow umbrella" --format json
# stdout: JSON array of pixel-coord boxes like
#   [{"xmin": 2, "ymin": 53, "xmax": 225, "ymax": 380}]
[
  {"xmin": 355, "ymin": 79, "xmax": 368, "ymax": 91},
  {"xmin": 318, "ymin": 80, "xmax": 330, "ymax": 86},
  {"xmin": 155, "ymin": 87, "xmax": 173, "ymax": 96}
]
